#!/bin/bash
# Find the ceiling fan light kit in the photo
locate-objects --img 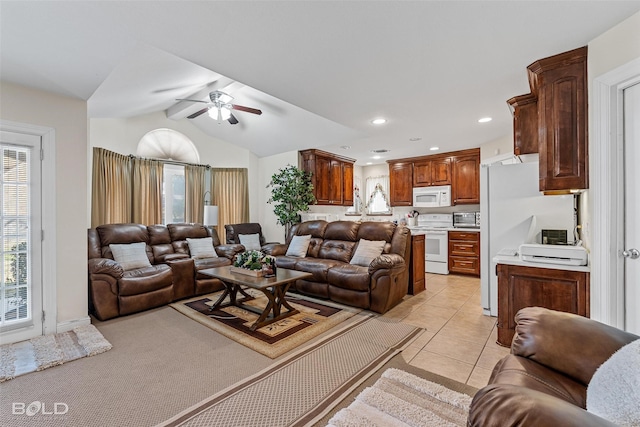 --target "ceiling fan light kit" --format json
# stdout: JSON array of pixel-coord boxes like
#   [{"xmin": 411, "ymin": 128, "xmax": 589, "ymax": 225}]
[{"xmin": 178, "ymin": 90, "xmax": 262, "ymax": 125}]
